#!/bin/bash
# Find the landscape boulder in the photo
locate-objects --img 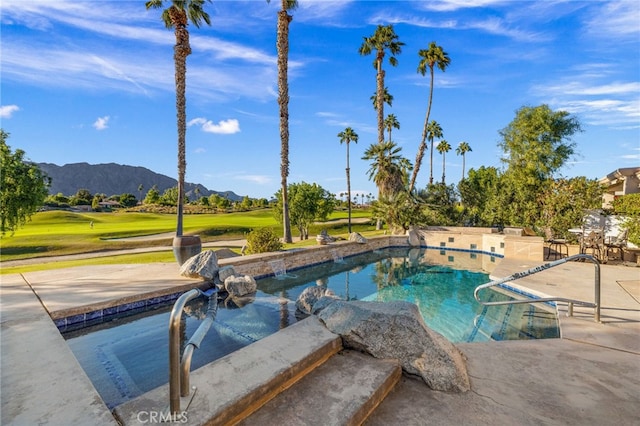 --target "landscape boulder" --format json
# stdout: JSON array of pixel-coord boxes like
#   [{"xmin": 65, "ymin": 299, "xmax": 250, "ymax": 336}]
[
  {"xmin": 295, "ymin": 285, "xmax": 339, "ymax": 315},
  {"xmin": 407, "ymin": 226, "xmax": 421, "ymax": 246},
  {"xmin": 224, "ymin": 274, "xmax": 257, "ymax": 297},
  {"xmin": 218, "ymin": 265, "xmax": 237, "ymax": 283},
  {"xmin": 316, "ymin": 230, "xmax": 336, "ymax": 245},
  {"xmin": 316, "ymin": 299, "xmax": 470, "ymax": 393},
  {"xmin": 348, "ymin": 232, "xmax": 367, "ymax": 244},
  {"xmin": 179, "ymin": 250, "xmax": 219, "ymax": 281}
]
